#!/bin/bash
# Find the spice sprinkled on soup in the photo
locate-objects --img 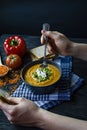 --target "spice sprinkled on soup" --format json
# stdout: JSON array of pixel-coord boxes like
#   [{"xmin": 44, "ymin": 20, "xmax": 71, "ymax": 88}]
[{"xmin": 24, "ymin": 64, "xmax": 61, "ymax": 87}]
